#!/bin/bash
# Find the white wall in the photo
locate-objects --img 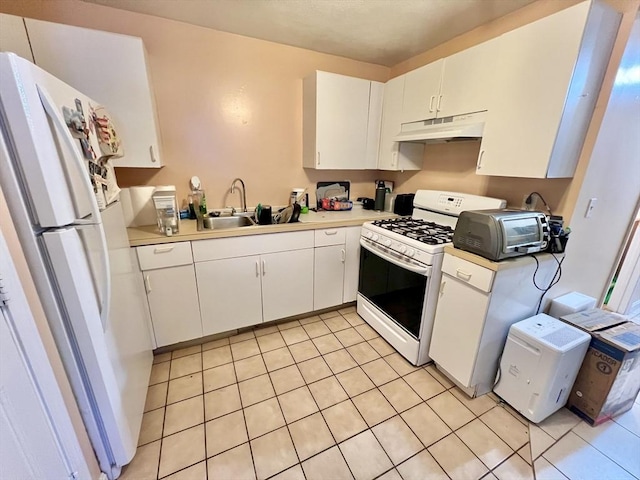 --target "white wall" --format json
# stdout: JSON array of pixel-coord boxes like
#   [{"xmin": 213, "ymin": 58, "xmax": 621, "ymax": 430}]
[{"xmin": 548, "ymin": 15, "xmax": 640, "ymax": 305}]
